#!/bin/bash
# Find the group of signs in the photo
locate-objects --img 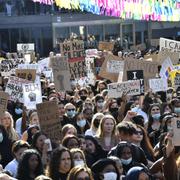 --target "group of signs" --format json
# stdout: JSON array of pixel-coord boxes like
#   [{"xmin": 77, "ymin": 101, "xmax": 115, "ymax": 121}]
[{"xmin": 0, "ymin": 38, "xmax": 180, "ymax": 144}]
